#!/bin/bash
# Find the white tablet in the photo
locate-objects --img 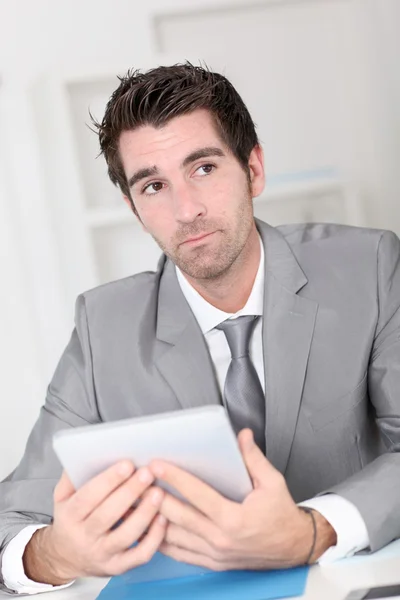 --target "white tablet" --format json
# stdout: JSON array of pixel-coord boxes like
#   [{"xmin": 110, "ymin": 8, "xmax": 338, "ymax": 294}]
[{"xmin": 52, "ymin": 405, "xmax": 253, "ymax": 503}]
